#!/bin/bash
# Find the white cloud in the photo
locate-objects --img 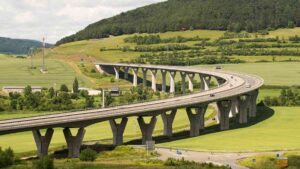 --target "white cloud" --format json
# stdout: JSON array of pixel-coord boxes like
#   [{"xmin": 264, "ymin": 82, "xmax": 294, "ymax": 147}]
[
  {"xmin": 14, "ymin": 11, "xmax": 36, "ymax": 23},
  {"xmin": 0, "ymin": 0, "xmax": 166, "ymax": 43}
]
